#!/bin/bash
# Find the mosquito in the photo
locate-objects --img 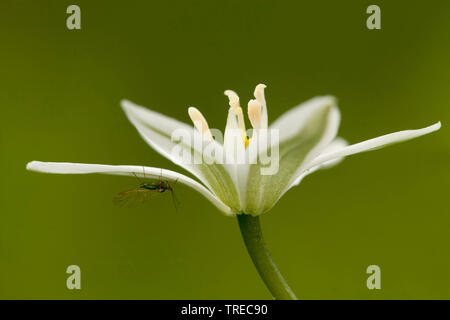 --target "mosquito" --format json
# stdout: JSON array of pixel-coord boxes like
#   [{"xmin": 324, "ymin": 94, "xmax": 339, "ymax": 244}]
[{"xmin": 113, "ymin": 167, "xmax": 179, "ymax": 210}]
